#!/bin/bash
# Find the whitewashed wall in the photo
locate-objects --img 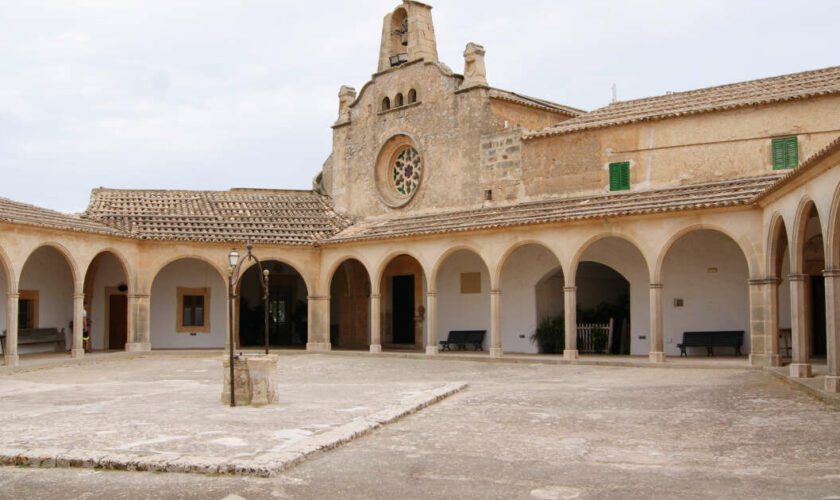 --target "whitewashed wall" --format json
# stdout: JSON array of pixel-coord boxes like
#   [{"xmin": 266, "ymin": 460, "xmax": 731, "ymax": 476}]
[
  {"xmin": 661, "ymin": 231, "xmax": 750, "ymax": 356},
  {"xmin": 435, "ymin": 251, "xmax": 491, "ymax": 349},
  {"xmin": 150, "ymin": 259, "xmax": 226, "ymax": 349},
  {"xmin": 501, "ymin": 245, "xmax": 563, "ymax": 353},
  {"xmin": 19, "ymin": 247, "xmax": 74, "ymax": 353},
  {"xmin": 88, "ymin": 254, "xmax": 127, "ymax": 350},
  {"xmin": 577, "ymin": 238, "xmax": 650, "ymax": 355}
]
